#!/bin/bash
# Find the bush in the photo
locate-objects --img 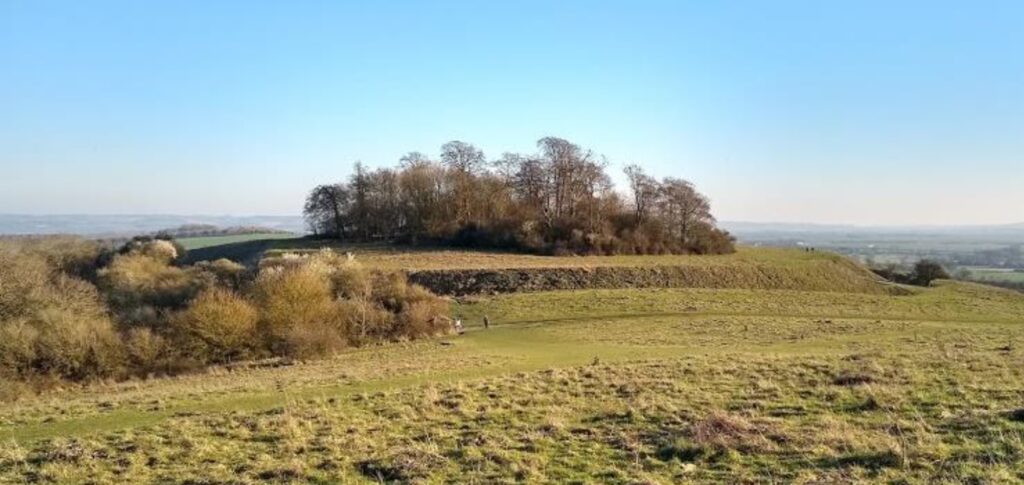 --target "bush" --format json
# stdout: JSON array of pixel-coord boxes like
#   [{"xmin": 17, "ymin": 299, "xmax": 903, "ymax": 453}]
[
  {"xmin": 98, "ymin": 251, "xmax": 202, "ymax": 315},
  {"xmin": 0, "ymin": 310, "xmax": 124, "ymax": 381},
  {"xmin": 171, "ymin": 288, "xmax": 259, "ymax": 363},
  {"xmin": 192, "ymin": 258, "xmax": 248, "ymax": 290},
  {"xmin": 124, "ymin": 327, "xmax": 171, "ymax": 375},
  {"xmin": 336, "ymin": 298, "xmax": 395, "ymax": 345},
  {"xmin": 0, "ymin": 238, "xmax": 452, "ymax": 384},
  {"xmin": 253, "ymin": 266, "xmax": 348, "ymax": 358},
  {"xmin": 0, "ymin": 245, "xmax": 125, "ymax": 380},
  {"xmin": 331, "ymin": 263, "xmax": 373, "ymax": 300},
  {"xmin": 911, "ymin": 260, "xmax": 949, "ymax": 287}
]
